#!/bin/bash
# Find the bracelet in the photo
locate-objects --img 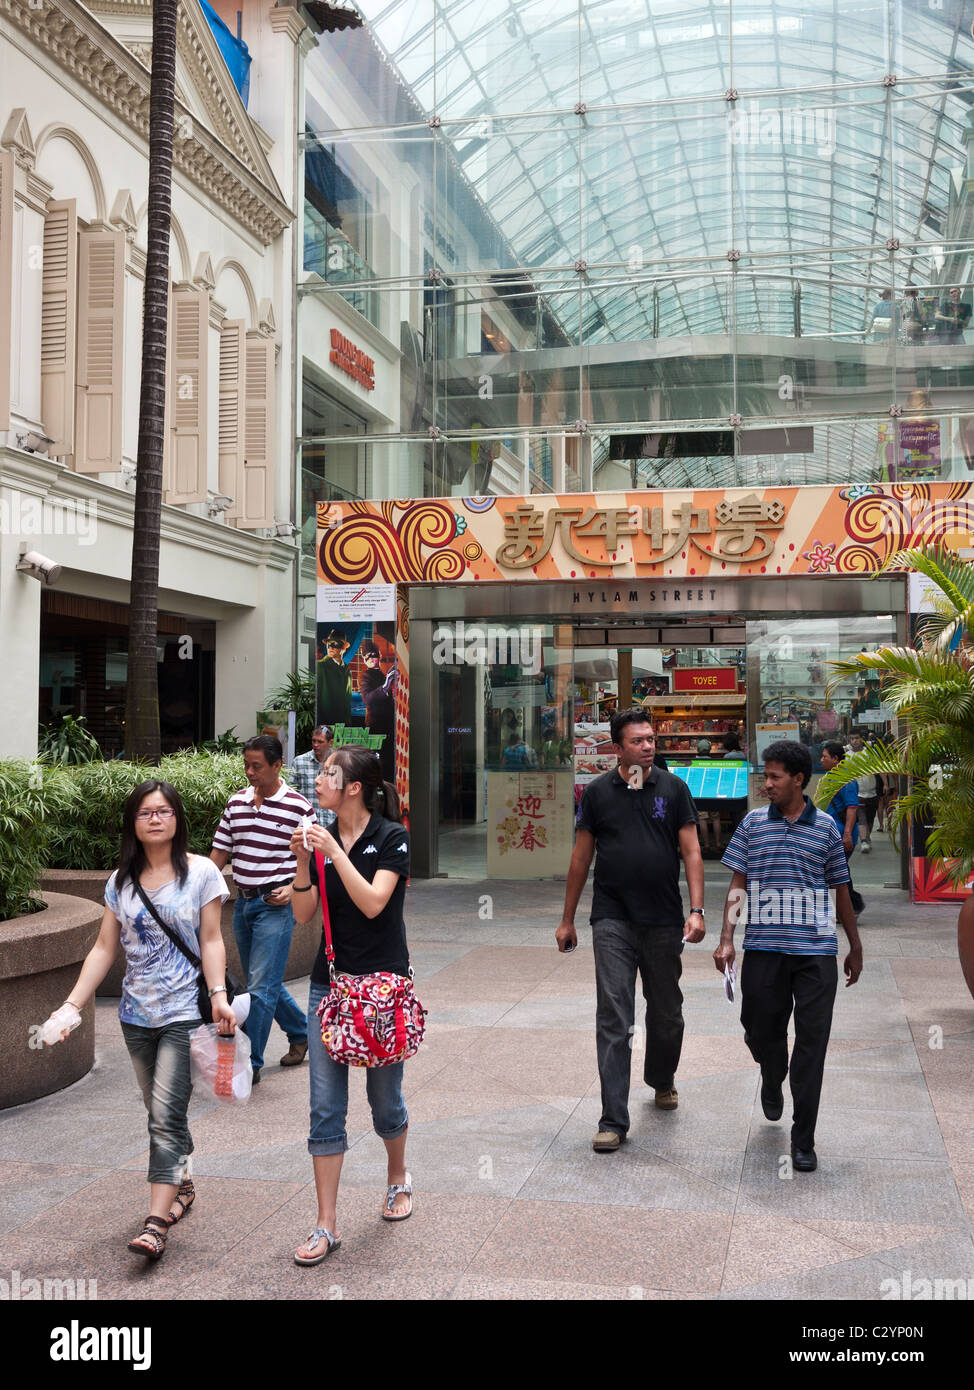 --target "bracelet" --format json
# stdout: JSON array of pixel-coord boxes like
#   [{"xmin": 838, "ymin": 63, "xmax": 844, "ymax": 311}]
[
  {"xmin": 292, "ymin": 883, "xmax": 312, "ymax": 892},
  {"xmin": 64, "ymin": 999, "xmax": 81, "ymax": 1011},
  {"xmin": 208, "ymin": 985, "xmax": 227, "ymax": 998}
]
